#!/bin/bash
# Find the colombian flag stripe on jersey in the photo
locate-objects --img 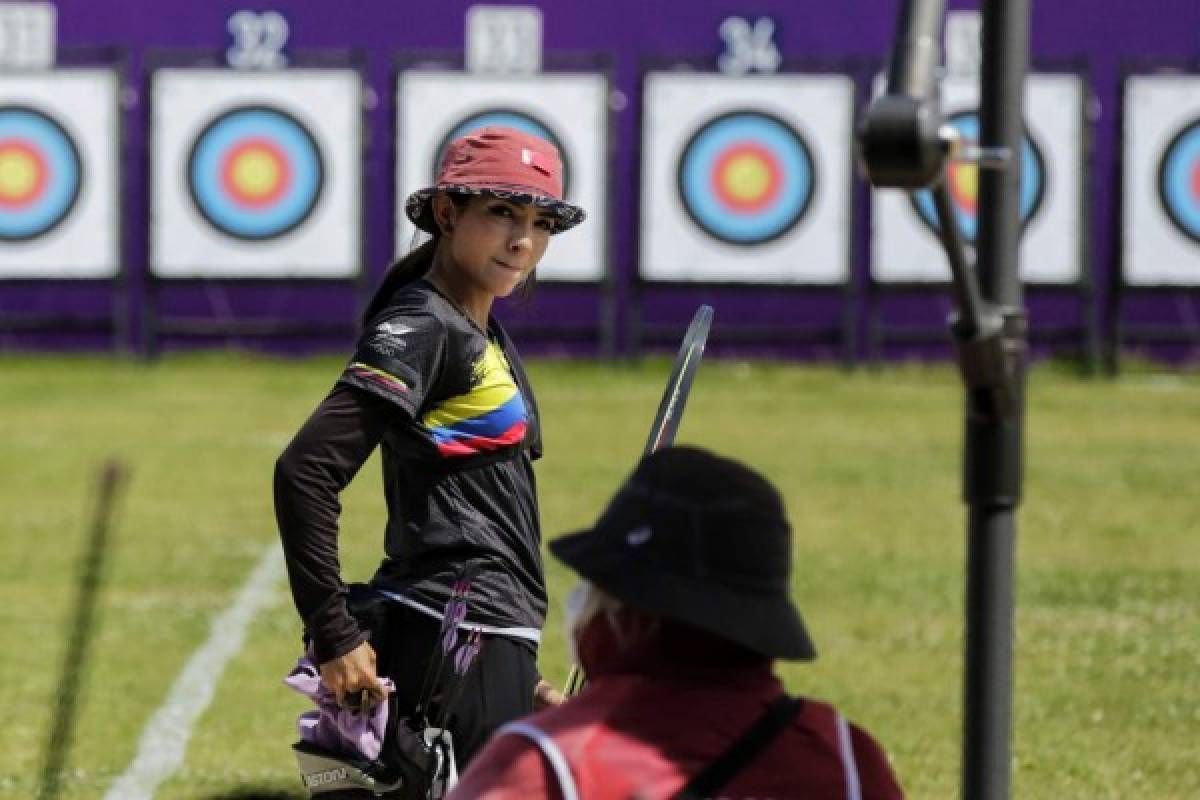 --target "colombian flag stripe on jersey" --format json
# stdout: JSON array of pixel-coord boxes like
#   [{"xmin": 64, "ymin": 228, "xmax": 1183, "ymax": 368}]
[
  {"xmin": 431, "ymin": 396, "xmax": 528, "ymax": 455},
  {"xmin": 348, "ymin": 362, "xmax": 408, "ymax": 394},
  {"xmin": 421, "ymin": 342, "xmax": 528, "ymax": 457}
]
